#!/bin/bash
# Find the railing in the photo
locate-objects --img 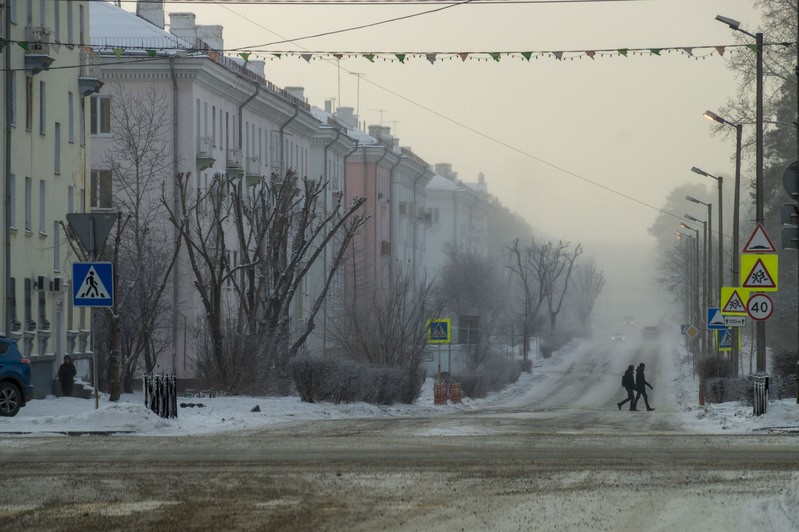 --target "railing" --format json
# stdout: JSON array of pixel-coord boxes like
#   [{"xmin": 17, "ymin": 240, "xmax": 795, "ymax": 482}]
[{"xmin": 143, "ymin": 373, "xmax": 178, "ymax": 419}]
